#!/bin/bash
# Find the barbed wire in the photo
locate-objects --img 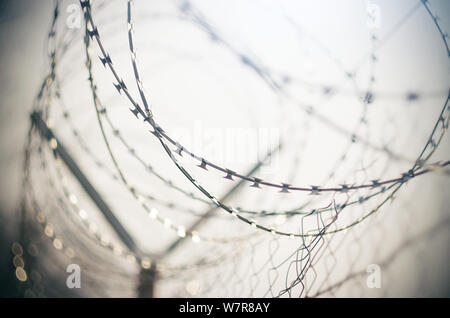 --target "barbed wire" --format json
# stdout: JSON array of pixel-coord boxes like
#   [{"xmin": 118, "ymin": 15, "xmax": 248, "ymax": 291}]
[{"xmin": 12, "ymin": 0, "xmax": 450, "ymax": 298}]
